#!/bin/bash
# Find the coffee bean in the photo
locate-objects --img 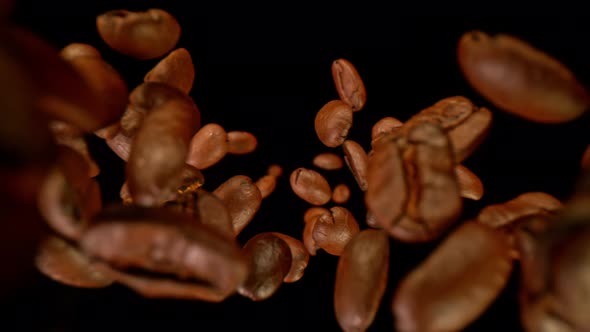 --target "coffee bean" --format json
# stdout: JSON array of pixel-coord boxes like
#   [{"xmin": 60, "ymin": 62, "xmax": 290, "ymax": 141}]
[
  {"xmin": 213, "ymin": 175, "xmax": 262, "ymax": 235},
  {"xmin": 343, "ymin": 140, "xmax": 369, "ymax": 191},
  {"xmin": 455, "ymin": 164, "xmax": 484, "ymax": 200},
  {"xmin": 477, "ymin": 192, "xmax": 563, "ymax": 229},
  {"xmin": 332, "ymin": 58, "xmax": 367, "ymax": 112},
  {"xmin": 269, "ymin": 232, "xmax": 309, "ymax": 283},
  {"xmin": 332, "ymin": 183, "xmax": 351, "ymax": 204},
  {"xmin": 313, "ymin": 152, "xmax": 344, "ymax": 171},
  {"xmin": 186, "ymin": 123, "xmax": 228, "ymax": 170},
  {"xmin": 312, "ymin": 206, "xmax": 360, "ymax": 256},
  {"xmin": 144, "ymin": 48, "xmax": 194, "ymax": 94},
  {"xmin": 227, "ymin": 131, "xmax": 258, "ymax": 155},
  {"xmin": 371, "ymin": 116, "xmax": 404, "ymax": 143},
  {"xmin": 315, "ymin": 100, "xmax": 353, "ymax": 148},
  {"xmin": 290, "ymin": 167, "xmax": 332, "ymax": 205},
  {"xmin": 255, "ymin": 175, "xmax": 277, "ymax": 199}
]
